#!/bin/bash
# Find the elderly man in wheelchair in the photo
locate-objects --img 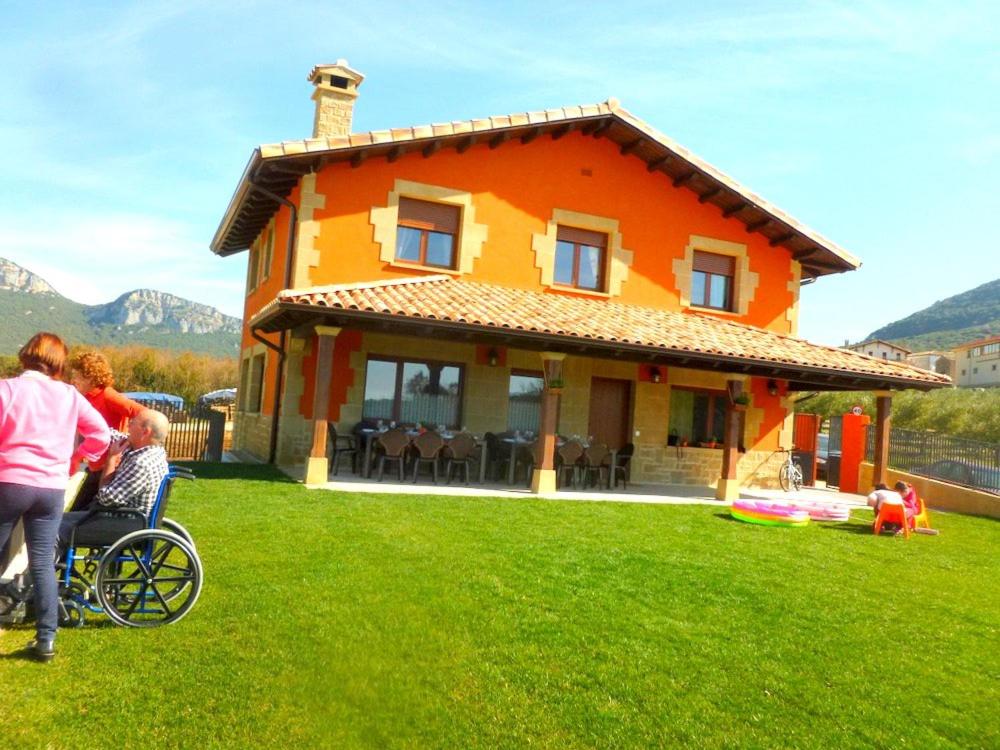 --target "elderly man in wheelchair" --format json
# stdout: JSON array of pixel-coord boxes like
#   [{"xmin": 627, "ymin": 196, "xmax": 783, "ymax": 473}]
[{"xmin": 1, "ymin": 410, "xmax": 203, "ymax": 634}]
